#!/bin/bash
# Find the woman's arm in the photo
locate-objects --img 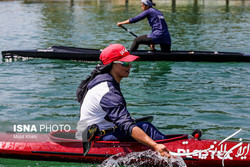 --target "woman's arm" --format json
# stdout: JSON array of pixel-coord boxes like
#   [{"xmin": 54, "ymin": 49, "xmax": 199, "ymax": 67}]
[
  {"xmin": 117, "ymin": 10, "xmax": 149, "ymax": 27},
  {"xmin": 101, "ymin": 92, "xmax": 171, "ymax": 157},
  {"xmin": 131, "ymin": 126, "xmax": 171, "ymax": 157},
  {"xmin": 117, "ymin": 19, "xmax": 130, "ymax": 27}
]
